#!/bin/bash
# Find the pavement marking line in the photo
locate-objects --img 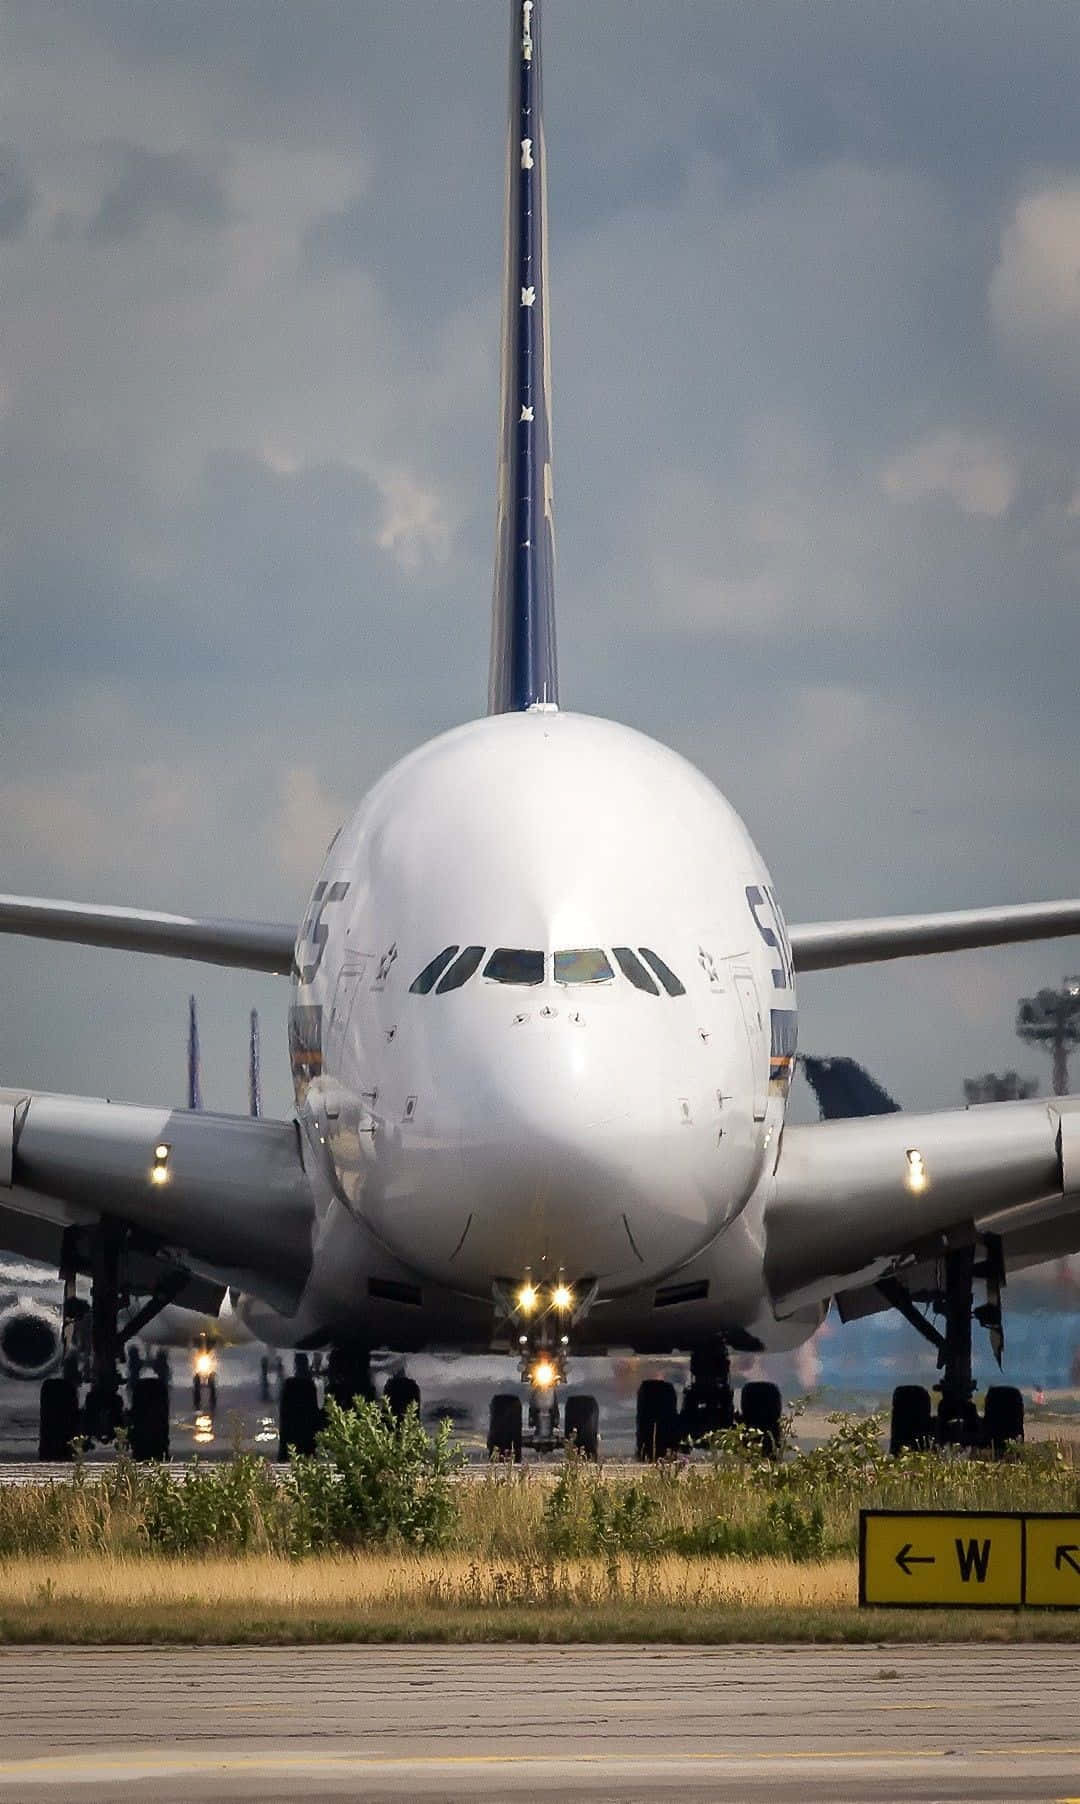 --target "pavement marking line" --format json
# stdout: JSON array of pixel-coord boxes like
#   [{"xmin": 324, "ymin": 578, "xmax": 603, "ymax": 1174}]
[{"xmin": 4, "ymin": 1747, "xmax": 1080, "ymax": 1780}]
